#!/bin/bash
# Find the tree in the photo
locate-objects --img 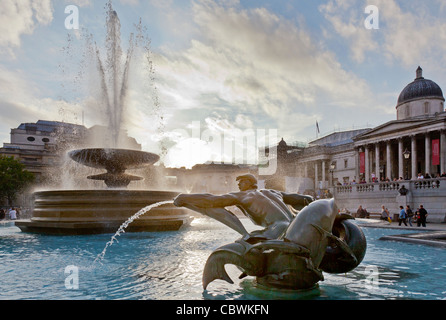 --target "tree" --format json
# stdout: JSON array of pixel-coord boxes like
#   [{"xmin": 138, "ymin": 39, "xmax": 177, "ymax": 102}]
[{"xmin": 0, "ymin": 155, "xmax": 35, "ymax": 206}]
